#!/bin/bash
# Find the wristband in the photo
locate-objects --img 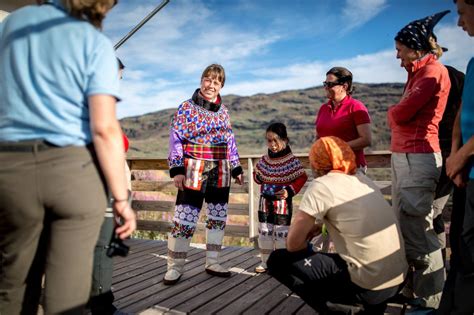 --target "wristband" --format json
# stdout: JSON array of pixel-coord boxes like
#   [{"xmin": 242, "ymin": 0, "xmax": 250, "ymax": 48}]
[{"xmin": 112, "ymin": 190, "xmax": 132, "ymax": 204}]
